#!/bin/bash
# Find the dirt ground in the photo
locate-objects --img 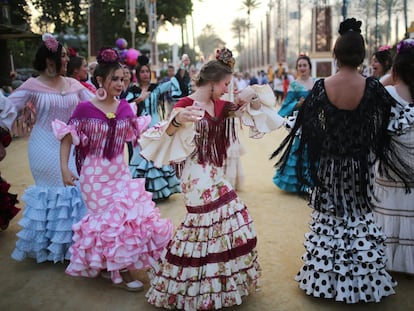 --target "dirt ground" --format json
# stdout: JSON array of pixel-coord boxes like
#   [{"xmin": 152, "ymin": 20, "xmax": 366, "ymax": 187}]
[{"xmin": 0, "ymin": 127, "xmax": 412, "ymax": 311}]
